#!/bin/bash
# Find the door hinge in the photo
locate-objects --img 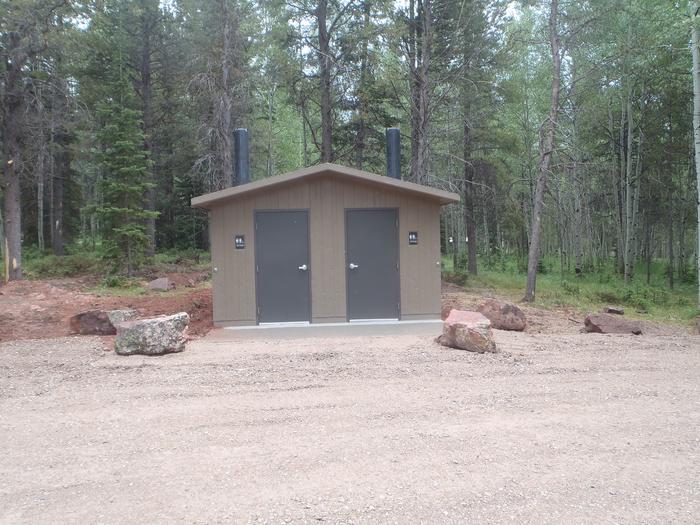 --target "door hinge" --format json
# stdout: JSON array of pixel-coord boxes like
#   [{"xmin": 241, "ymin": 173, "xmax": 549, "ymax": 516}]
[{"xmin": 256, "ymin": 264, "xmax": 259, "ymax": 273}]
